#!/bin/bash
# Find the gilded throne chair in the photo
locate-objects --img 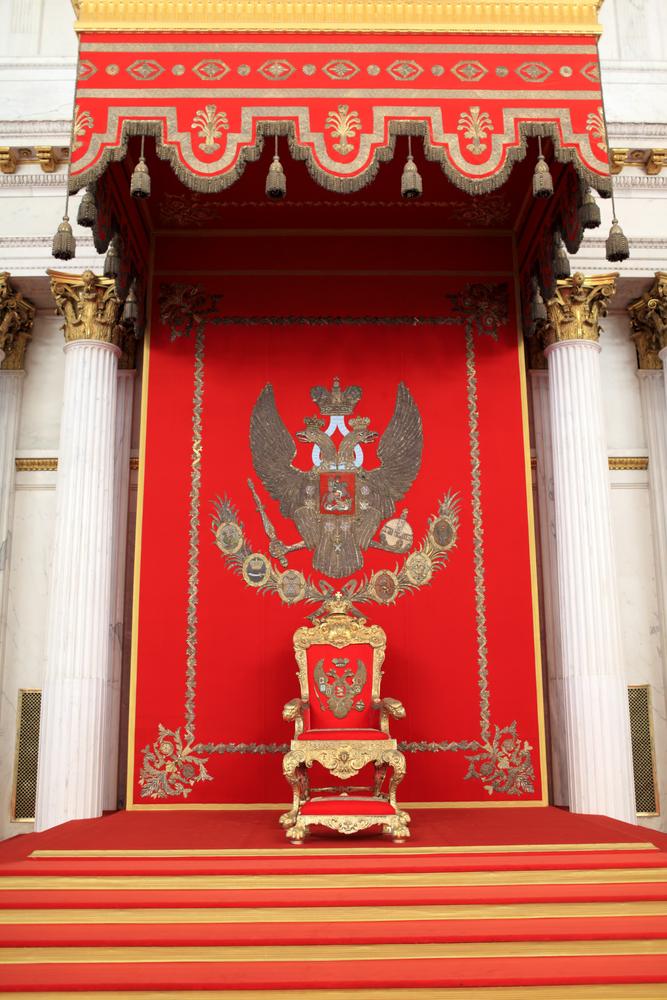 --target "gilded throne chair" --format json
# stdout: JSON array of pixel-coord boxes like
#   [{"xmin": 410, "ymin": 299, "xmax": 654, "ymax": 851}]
[{"xmin": 281, "ymin": 600, "xmax": 410, "ymax": 843}]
